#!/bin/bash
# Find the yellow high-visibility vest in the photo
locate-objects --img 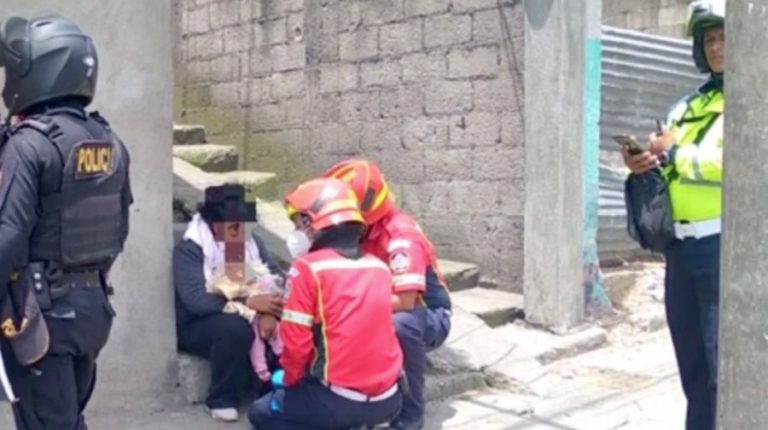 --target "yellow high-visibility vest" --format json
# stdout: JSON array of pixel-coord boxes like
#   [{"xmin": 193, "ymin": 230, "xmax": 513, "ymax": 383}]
[{"xmin": 664, "ymin": 84, "xmax": 723, "ymax": 222}]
